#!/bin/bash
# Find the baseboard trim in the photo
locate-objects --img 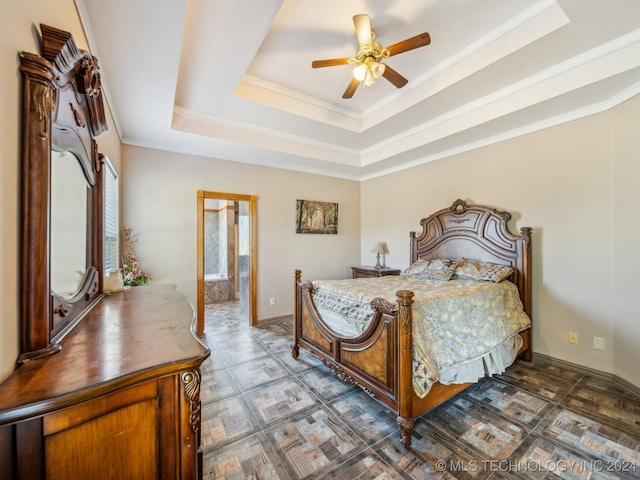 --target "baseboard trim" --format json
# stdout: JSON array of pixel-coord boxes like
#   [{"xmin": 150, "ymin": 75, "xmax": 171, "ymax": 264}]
[{"xmin": 533, "ymin": 352, "xmax": 640, "ymax": 397}]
